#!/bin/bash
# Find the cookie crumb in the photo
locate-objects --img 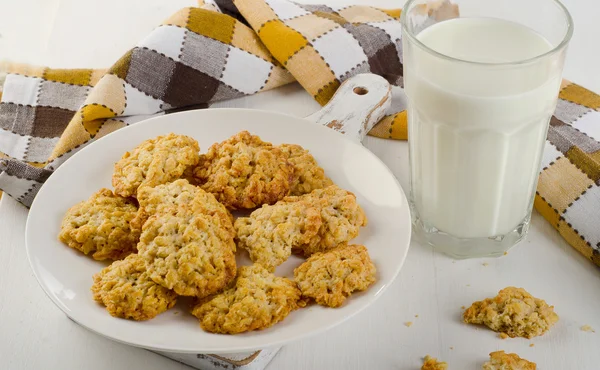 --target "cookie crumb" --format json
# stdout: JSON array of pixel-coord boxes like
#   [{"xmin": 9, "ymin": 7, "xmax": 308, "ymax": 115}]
[
  {"xmin": 581, "ymin": 325, "xmax": 595, "ymax": 333},
  {"xmin": 422, "ymin": 355, "xmax": 448, "ymax": 370},
  {"xmin": 529, "ymin": 343, "xmax": 535, "ymax": 347},
  {"xmin": 449, "ymin": 346, "xmax": 454, "ymax": 350},
  {"xmin": 415, "ymin": 314, "xmax": 419, "ymax": 318},
  {"xmin": 482, "ymin": 262, "xmax": 489, "ymax": 266},
  {"xmin": 483, "ymin": 351, "xmax": 536, "ymax": 370},
  {"xmin": 461, "ymin": 306, "xmax": 466, "ymax": 310},
  {"xmin": 499, "ymin": 332, "xmax": 509, "ymax": 339},
  {"xmin": 173, "ymin": 311, "xmax": 179, "ymax": 315},
  {"xmin": 503, "ymin": 251, "xmax": 508, "ymax": 255},
  {"xmin": 405, "ymin": 321, "xmax": 413, "ymax": 327}
]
